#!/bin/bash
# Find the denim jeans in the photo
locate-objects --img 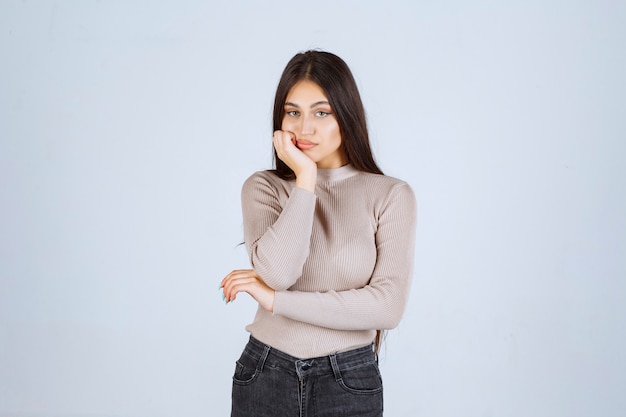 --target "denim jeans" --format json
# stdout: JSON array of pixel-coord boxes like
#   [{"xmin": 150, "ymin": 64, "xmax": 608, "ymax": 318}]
[{"xmin": 231, "ymin": 336, "xmax": 383, "ymax": 417}]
